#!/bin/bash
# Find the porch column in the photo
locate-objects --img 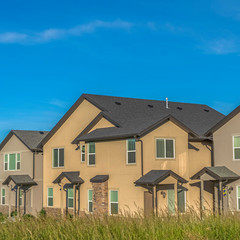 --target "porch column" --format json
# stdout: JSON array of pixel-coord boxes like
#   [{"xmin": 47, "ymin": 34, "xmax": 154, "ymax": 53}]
[
  {"xmin": 23, "ymin": 191, "xmax": 26, "ymax": 215},
  {"xmin": 78, "ymin": 185, "xmax": 80, "ymax": 216},
  {"xmin": 66, "ymin": 189, "xmax": 68, "ymax": 216},
  {"xmin": 18, "ymin": 188, "xmax": 21, "ymax": 217},
  {"xmin": 219, "ymin": 180, "xmax": 223, "ymax": 214},
  {"xmin": 174, "ymin": 182, "xmax": 178, "ymax": 213},
  {"xmin": 155, "ymin": 186, "xmax": 158, "ymax": 216},
  {"xmin": 152, "ymin": 187, "xmax": 155, "ymax": 214},
  {"xmin": 60, "ymin": 185, "xmax": 64, "ymax": 216},
  {"xmin": 73, "ymin": 185, "xmax": 76, "ymax": 217},
  {"xmin": 8, "ymin": 186, "xmax": 11, "ymax": 218},
  {"xmin": 200, "ymin": 179, "xmax": 204, "ymax": 212}
]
